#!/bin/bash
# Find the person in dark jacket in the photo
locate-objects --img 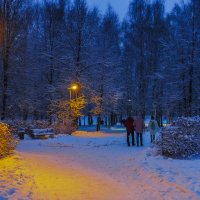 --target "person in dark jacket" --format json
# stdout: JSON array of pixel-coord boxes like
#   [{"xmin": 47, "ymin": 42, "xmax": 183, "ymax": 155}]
[{"xmin": 124, "ymin": 116, "xmax": 135, "ymax": 146}]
